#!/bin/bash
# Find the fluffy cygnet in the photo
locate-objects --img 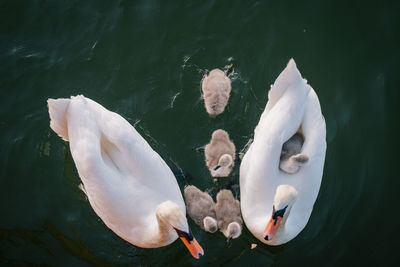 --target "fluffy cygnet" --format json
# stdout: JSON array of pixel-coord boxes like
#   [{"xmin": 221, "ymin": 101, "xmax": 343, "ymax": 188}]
[
  {"xmin": 215, "ymin": 189, "xmax": 243, "ymax": 242},
  {"xmin": 201, "ymin": 69, "xmax": 231, "ymax": 116},
  {"xmin": 280, "ymin": 133, "xmax": 309, "ymax": 174},
  {"xmin": 184, "ymin": 185, "xmax": 218, "ymax": 233},
  {"xmin": 204, "ymin": 129, "xmax": 236, "ymax": 177}
]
